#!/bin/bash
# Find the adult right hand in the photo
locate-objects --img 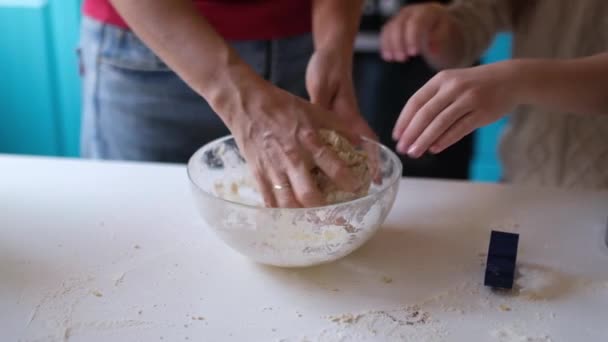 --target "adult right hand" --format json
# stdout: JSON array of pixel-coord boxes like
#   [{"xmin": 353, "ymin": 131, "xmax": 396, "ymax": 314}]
[
  {"xmin": 222, "ymin": 77, "xmax": 362, "ymax": 209},
  {"xmin": 107, "ymin": 0, "xmax": 363, "ymax": 208},
  {"xmin": 380, "ymin": 3, "xmax": 465, "ymax": 70}
]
